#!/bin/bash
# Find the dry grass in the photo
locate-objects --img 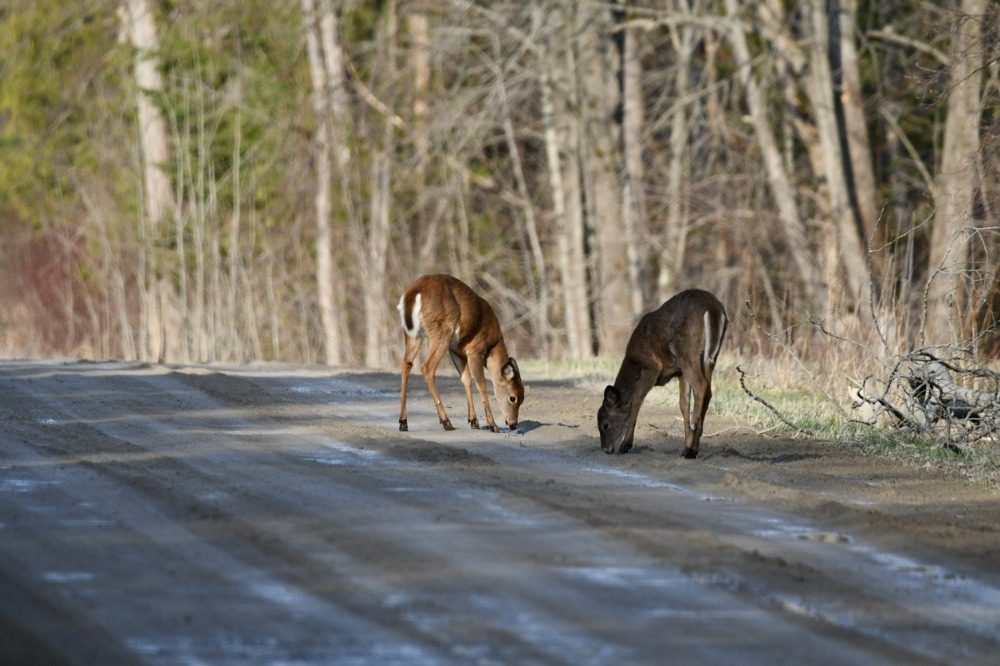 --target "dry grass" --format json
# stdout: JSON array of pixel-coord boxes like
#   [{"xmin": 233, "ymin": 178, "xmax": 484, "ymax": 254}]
[{"xmin": 522, "ymin": 351, "xmax": 1000, "ymax": 489}]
